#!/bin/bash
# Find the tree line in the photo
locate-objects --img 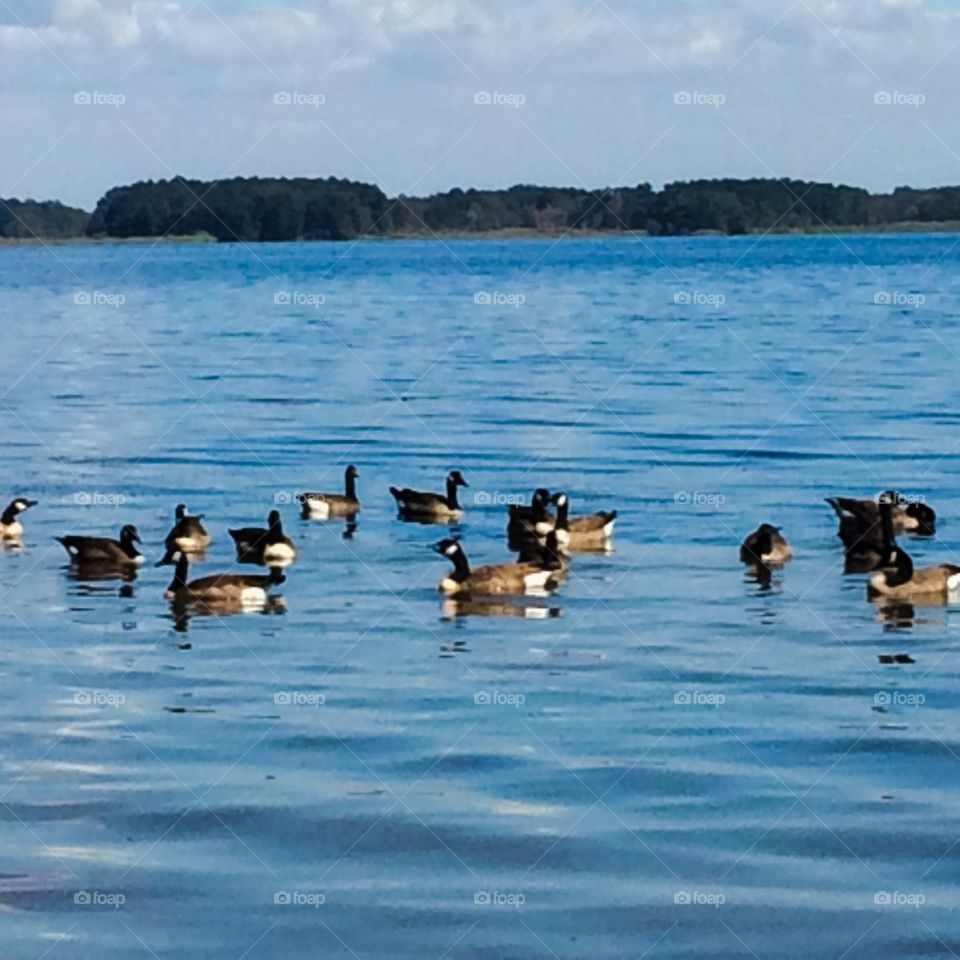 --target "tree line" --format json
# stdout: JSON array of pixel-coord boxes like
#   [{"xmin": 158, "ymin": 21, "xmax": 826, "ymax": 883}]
[{"xmin": 6, "ymin": 176, "xmax": 960, "ymax": 242}]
